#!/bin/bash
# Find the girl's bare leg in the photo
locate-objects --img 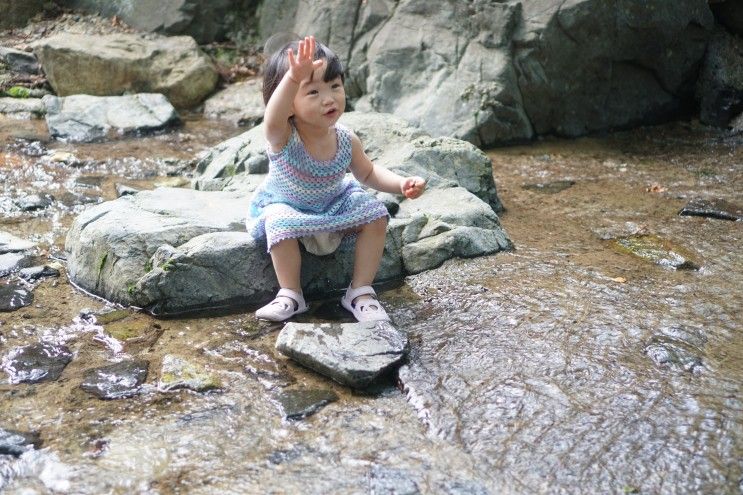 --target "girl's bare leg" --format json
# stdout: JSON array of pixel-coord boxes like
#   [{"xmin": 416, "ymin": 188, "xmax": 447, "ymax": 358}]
[
  {"xmin": 270, "ymin": 238, "xmax": 302, "ymax": 292},
  {"xmin": 351, "ymin": 217, "xmax": 388, "ymax": 301}
]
